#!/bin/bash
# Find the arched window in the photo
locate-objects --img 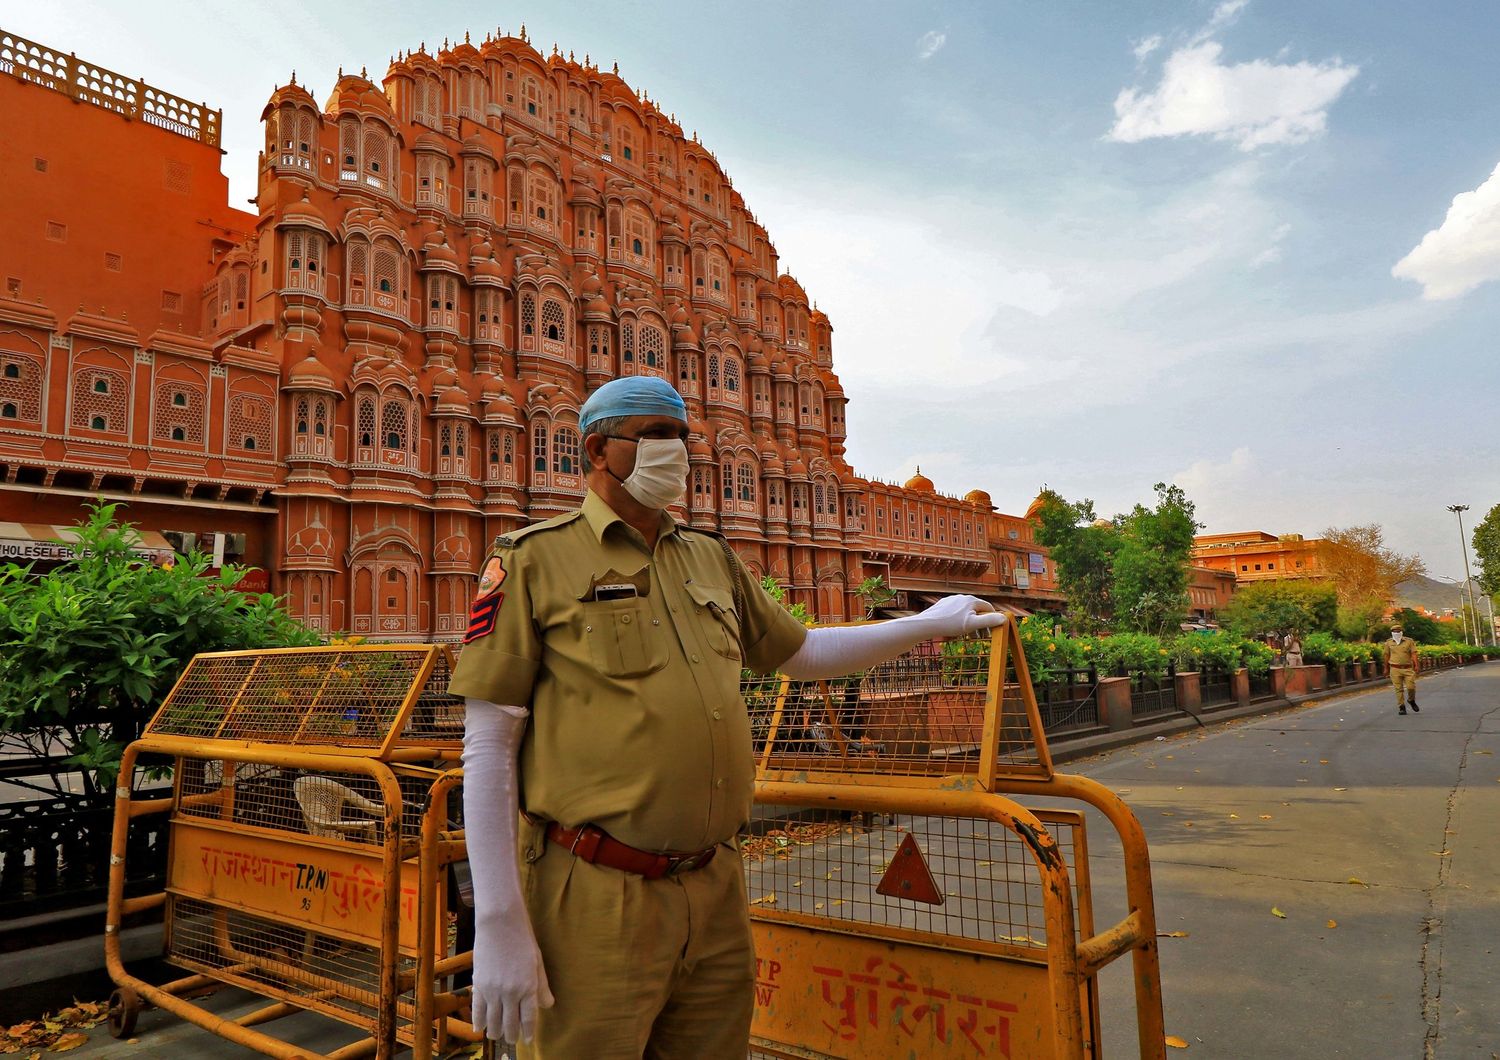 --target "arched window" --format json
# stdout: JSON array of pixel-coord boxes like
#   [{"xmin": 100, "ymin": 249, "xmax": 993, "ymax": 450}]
[
  {"xmin": 708, "ymin": 353, "xmax": 721, "ymax": 390},
  {"xmin": 721, "ymin": 460, "xmax": 734, "ymax": 501},
  {"xmin": 440, "ymin": 424, "xmax": 452, "ymax": 457},
  {"xmin": 533, "ymin": 422, "xmax": 548, "ymax": 473},
  {"xmin": 640, "ymin": 324, "xmax": 664, "ymax": 369},
  {"xmin": 521, "ymin": 295, "xmax": 536, "ymax": 336},
  {"xmin": 621, "ymin": 322, "xmax": 635, "ymax": 364},
  {"xmin": 295, "ymin": 398, "xmax": 309, "ymax": 435},
  {"xmin": 2, "ymin": 364, "xmax": 18, "ymax": 379},
  {"xmin": 553, "ymin": 426, "xmax": 578, "ymax": 474},
  {"xmin": 171, "ymin": 426, "xmax": 185, "ymax": 441},
  {"xmin": 382, "ymin": 399, "xmax": 408, "ymax": 452},
  {"xmin": 314, "ymin": 401, "xmax": 327, "ymax": 437},
  {"xmin": 724, "ymin": 356, "xmax": 741, "ymax": 394},
  {"xmin": 737, "ymin": 463, "xmax": 755, "ymax": 504},
  {"xmin": 541, "ymin": 300, "xmax": 565, "ymax": 343},
  {"xmin": 357, "ymin": 395, "xmax": 376, "ymax": 448}
]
